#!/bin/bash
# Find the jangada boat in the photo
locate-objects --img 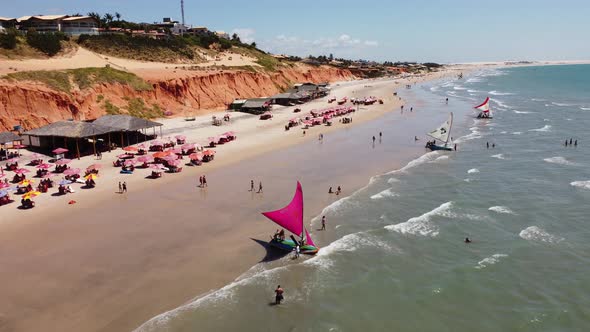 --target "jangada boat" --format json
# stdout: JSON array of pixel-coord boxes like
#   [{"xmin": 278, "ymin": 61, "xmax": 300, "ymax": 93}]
[
  {"xmin": 425, "ymin": 112, "xmax": 454, "ymax": 151},
  {"xmin": 474, "ymin": 97, "xmax": 493, "ymax": 119},
  {"xmin": 262, "ymin": 182, "xmax": 319, "ymax": 255}
]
